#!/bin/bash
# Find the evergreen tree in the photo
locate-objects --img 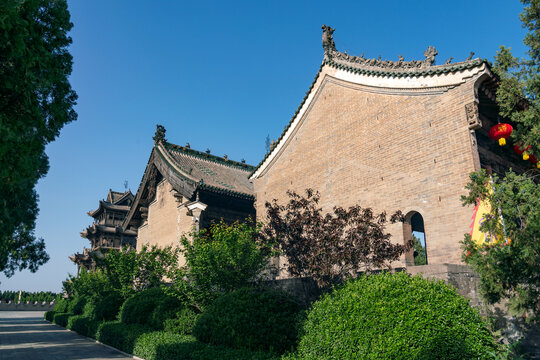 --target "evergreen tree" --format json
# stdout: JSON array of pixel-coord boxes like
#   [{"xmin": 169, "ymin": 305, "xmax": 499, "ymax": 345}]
[{"xmin": 0, "ymin": 0, "xmax": 77, "ymax": 277}]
